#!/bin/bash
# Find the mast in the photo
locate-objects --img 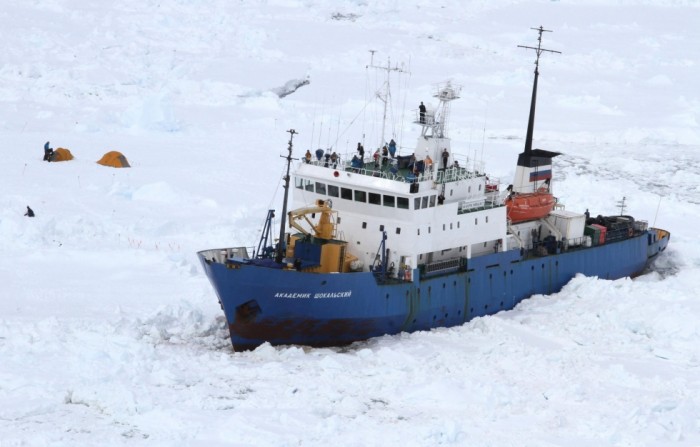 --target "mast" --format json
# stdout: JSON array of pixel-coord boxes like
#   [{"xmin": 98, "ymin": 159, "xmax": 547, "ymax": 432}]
[
  {"xmin": 275, "ymin": 129, "xmax": 297, "ymax": 264},
  {"xmin": 518, "ymin": 26, "xmax": 561, "ymax": 154},
  {"xmin": 367, "ymin": 53, "xmax": 407, "ymax": 148}
]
